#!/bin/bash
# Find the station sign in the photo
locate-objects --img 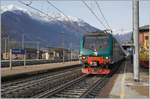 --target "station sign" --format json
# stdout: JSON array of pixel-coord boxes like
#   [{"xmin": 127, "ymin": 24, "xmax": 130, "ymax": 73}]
[{"xmin": 12, "ymin": 48, "xmax": 25, "ymax": 54}]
